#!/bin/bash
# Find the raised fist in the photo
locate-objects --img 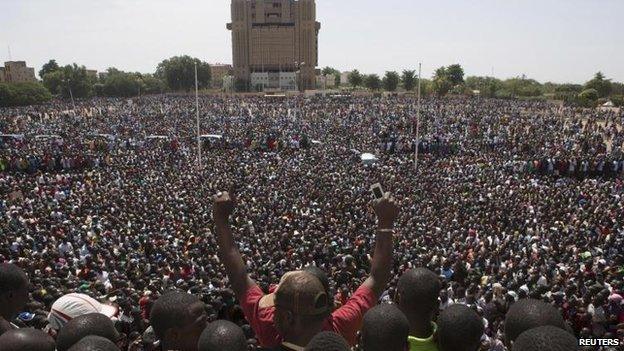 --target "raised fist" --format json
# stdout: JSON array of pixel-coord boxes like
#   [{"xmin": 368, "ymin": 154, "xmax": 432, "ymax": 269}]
[
  {"xmin": 373, "ymin": 192, "xmax": 400, "ymax": 229},
  {"xmin": 213, "ymin": 191, "xmax": 236, "ymax": 224}
]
